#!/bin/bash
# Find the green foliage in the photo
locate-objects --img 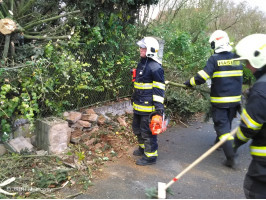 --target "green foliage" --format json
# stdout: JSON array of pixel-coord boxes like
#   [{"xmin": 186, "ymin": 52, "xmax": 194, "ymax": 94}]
[
  {"xmin": 66, "ymin": 12, "xmax": 139, "ymax": 98},
  {"xmin": 0, "ymin": 78, "xmax": 37, "ymax": 140},
  {"xmin": 69, "ymin": 0, "xmax": 159, "ymax": 25},
  {"xmin": 243, "ymin": 64, "xmax": 255, "ymax": 85},
  {"xmin": 165, "ymin": 89, "xmax": 210, "ymax": 119},
  {"xmin": 0, "ymin": 194, "xmax": 8, "ymax": 199},
  {"xmin": 80, "ymin": 176, "xmax": 93, "ymax": 190},
  {"xmin": 34, "ymin": 169, "xmax": 68, "ymax": 188},
  {"xmin": 164, "ymin": 31, "xmax": 210, "ymax": 76},
  {"xmin": 5, "ymin": 0, "xmax": 263, "ymax": 135},
  {"xmin": 146, "ymin": 28, "xmax": 211, "ymax": 119},
  {"xmin": 149, "ymin": 23, "xmax": 210, "ymax": 77},
  {"xmin": 0, "ymin": 11, "xmax": 140, "ymax": 141},
  {"xmin": 0, "ymin": 0, "xmax": 81, "ymax": 65}
]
